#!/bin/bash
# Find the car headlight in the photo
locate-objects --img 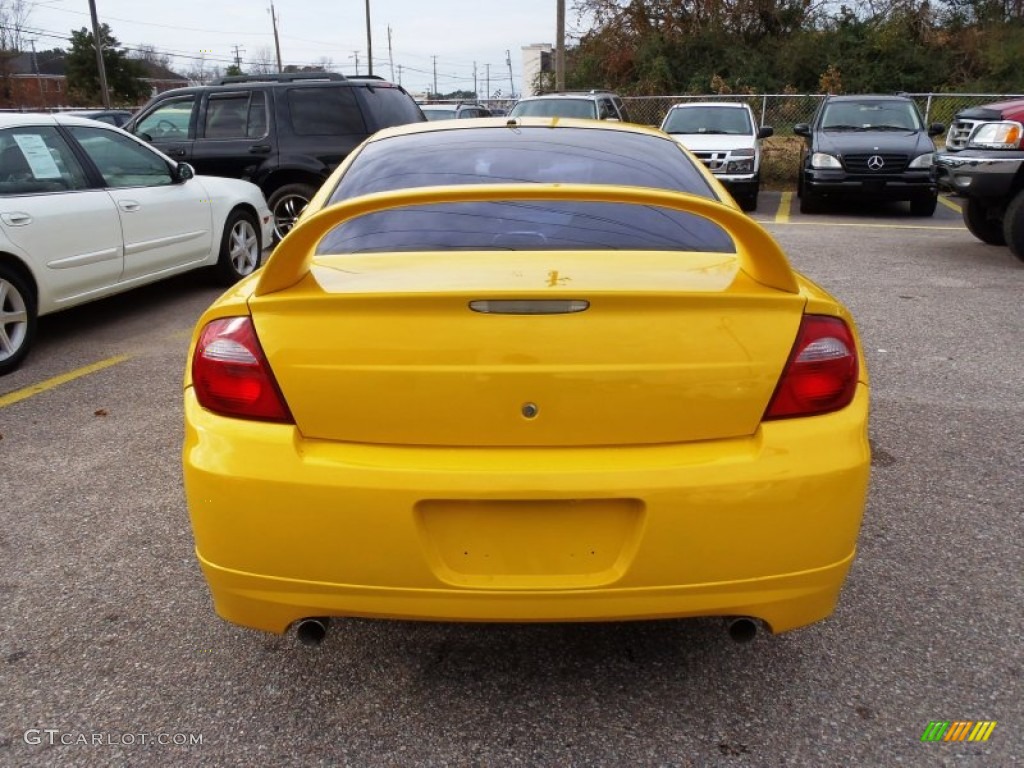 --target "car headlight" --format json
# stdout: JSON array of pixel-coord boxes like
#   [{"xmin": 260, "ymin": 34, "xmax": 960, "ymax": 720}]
[
  {"xmin": 967, "ymin": 121, "xmax": 1024, "ymax": 149},
  {"xmin": 810, "ymin": 152, "xmax": 841, "ymax": 169},
  {"xmin": 726, "ymin": 158, "xmax": 755, "ymax": 173},
  {"xmin": 908, "ymin": 152, "xmax": 933, "ymax": 169}
]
